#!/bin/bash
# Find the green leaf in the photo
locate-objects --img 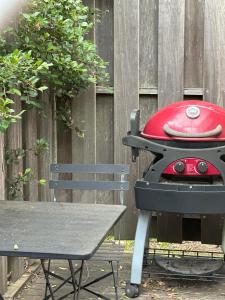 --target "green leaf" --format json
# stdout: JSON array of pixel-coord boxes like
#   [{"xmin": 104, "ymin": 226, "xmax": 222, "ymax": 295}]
[
  {"xmin": 39, "ymin": 178, "xmax": 47, "ymax": 185},
  {"xmin": 8, "ymin": 88, "xmax": 21, "ymax": 96},
  {"xmin": 38, "ymin": 86, "xmax": 48, "ymax": 92}
]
